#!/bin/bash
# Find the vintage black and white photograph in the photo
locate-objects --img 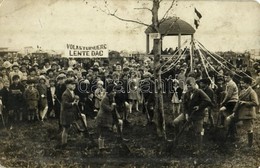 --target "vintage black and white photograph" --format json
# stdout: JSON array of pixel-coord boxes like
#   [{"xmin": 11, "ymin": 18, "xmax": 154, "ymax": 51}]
[{"xmin": 0, "ymin": 0, "xmax": 259, "ymax": 167}]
